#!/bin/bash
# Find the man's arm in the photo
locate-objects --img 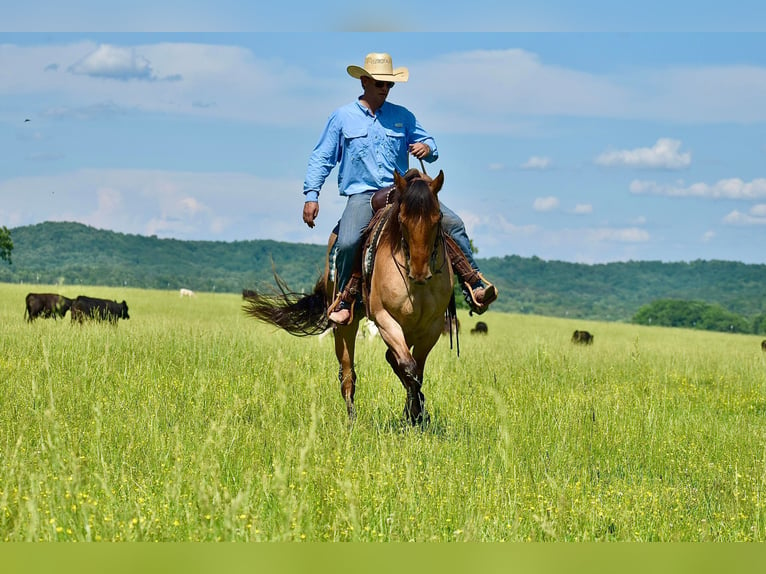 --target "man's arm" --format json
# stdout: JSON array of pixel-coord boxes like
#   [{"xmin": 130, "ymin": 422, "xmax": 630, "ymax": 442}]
[{"xmin": 303, "ymin": 113, "xmax": 342, "ymax": 202}]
